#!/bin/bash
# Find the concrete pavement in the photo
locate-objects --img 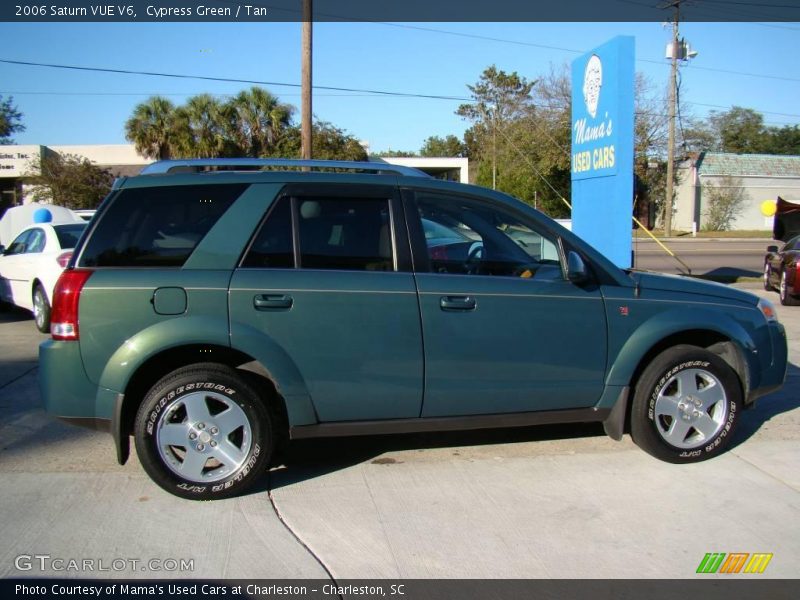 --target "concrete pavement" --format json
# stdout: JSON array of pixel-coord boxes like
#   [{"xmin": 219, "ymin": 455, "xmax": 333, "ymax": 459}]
[{"xmin": 0, "ymin": 287, "xmax": 798, "ymax": 580}]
